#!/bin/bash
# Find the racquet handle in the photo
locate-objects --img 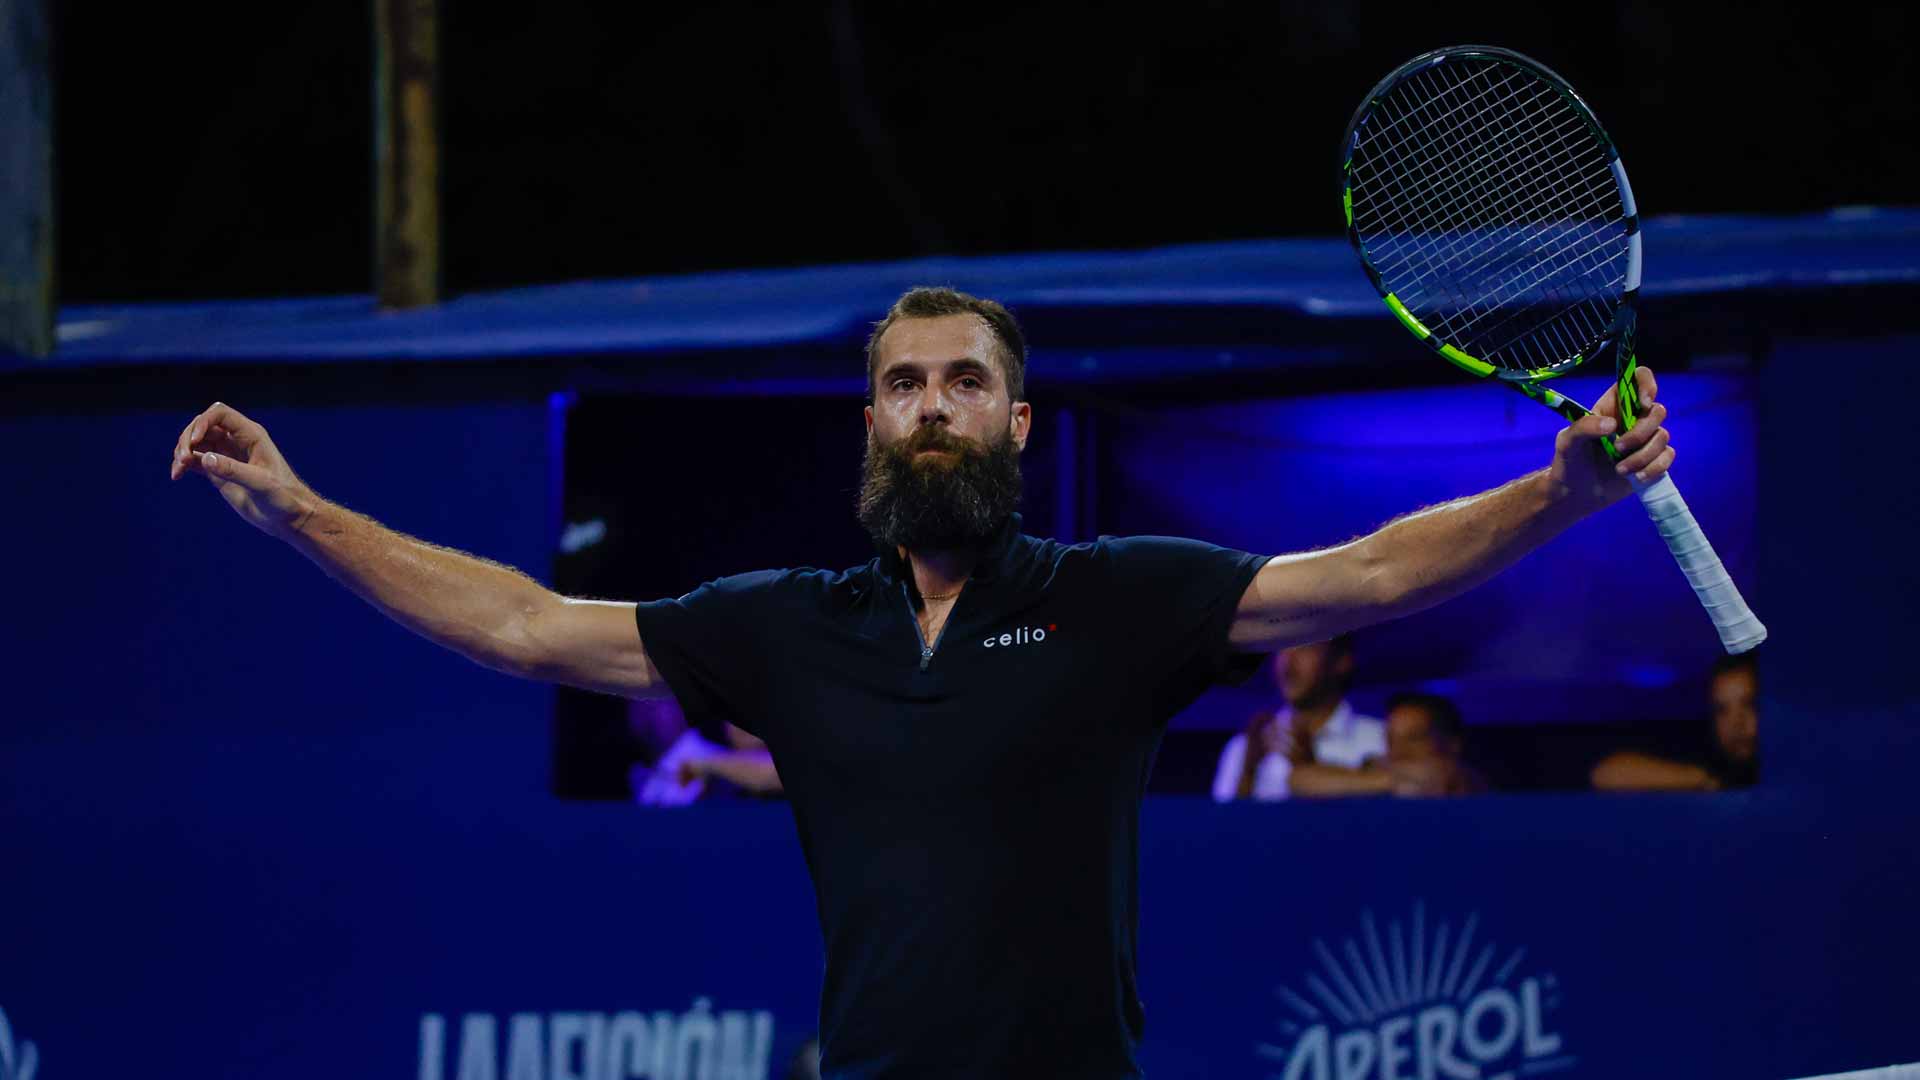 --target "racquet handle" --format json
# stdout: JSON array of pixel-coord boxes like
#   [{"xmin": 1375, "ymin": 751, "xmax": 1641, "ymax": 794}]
[{"xmin": 1632, "ymin": 474, "xmax": 1767, "ymax": 653}]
